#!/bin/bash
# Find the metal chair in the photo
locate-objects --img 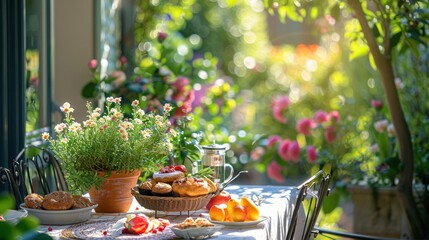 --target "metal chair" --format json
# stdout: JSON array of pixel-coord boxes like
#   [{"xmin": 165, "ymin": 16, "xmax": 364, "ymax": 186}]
[
  {"xmin": 0, "ymin": 167, "xmax": 24, "ymax": 209},
  {"xmin": 287, "ymin": 170, "xmax": 331, "ymax": 240},
  {"xmin": 11, "ymin": 146, "xmax": 68, "ymax": 205}
]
